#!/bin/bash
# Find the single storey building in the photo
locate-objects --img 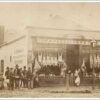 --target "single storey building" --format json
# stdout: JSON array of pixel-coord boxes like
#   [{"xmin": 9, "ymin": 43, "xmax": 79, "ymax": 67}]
[{"xmin": 0, "ymin": 26, "xmax": 100, "ymax": 75}]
